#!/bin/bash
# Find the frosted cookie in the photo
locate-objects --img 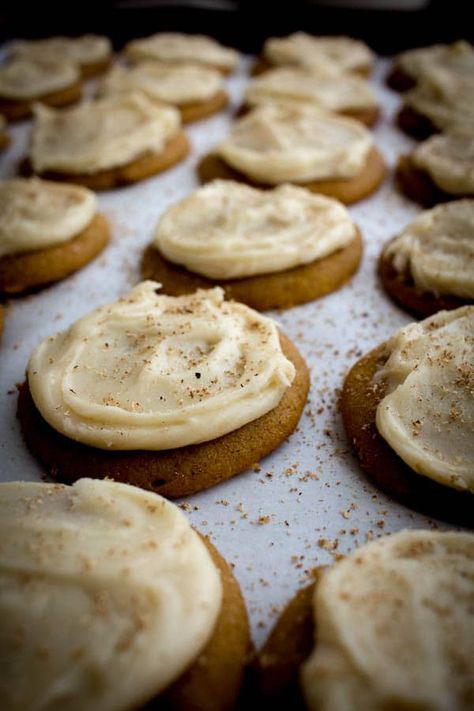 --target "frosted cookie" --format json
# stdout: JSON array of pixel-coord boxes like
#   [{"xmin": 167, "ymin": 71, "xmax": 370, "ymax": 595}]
[
  {"xmin": 255, "ymin": 530, "xmax": 474, "ymax": 709},
  {"xmin": 98, "ymin": 62, "xmax": 228, "ymax": 123},
  {"xmin": 341, "ymin": 307, "xmax": 473, "ymax": 525},
  {"xmin": 243, "ymin": 67, "xmax": 379, "ymax": 126},
  {"xmin": 0, "ymin": 478, "xmax": 251, "ymax": 711},
  {"xmin": 0, "ymin": 114, "xmax": 8, "ymax": 150},
  {"xmin": 387, "ymin": 40, "xmax": 474, "ymax": 92},
  {"xmin": 379, "ymin": 201, "xmax": 474, "ymax": 317},
  {"xmin": 142, "ymin": 180, "xmax": 362, "ymax": 310},
  {"xmin": 396, "ymin": 133, "xmax": 474, "ymax": 207},
  {"xmin": 124, "ymin": 33, "xmax": 238, "ymax": 75},
  {"xmin": 0, "ymin": 57, "xmax": 81, "ymax": 121},
  {"xmin": 0, "ymin": 178, "xmax": 109, "ymax": 294},
  {"xmin": 21, "ymin": 93, "xmax": 189, "ymax": 190},
  {"xmin": 18, "ymin": 282, "xmax": 310, "ymax": 498},
  {"xmin": 10, "ymin": 34, "xmax": 113, "ymax": 78},
  {"xmin": 397, "ymin": 70, "xmax": 474, "ymax": 139},
  {"xmin": 254, "ymin": 33, "xmax": 374, "ymax": 77},
  {"xmin": 198, "ymin": 105, "xmax": 385, "ymax": 205}
]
